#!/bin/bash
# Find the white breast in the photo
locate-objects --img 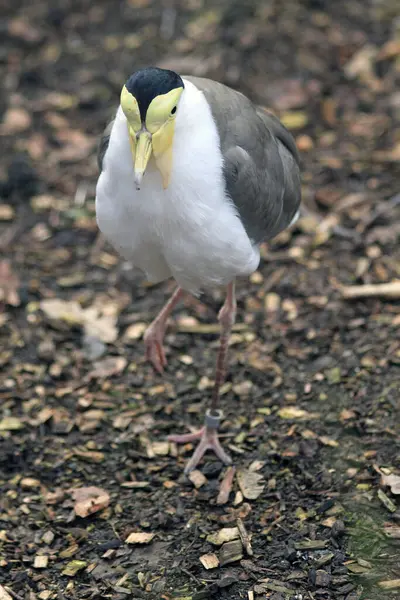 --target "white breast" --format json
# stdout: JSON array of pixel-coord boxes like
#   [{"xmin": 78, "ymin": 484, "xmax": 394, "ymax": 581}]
[{"xmin": 95, "ymin": 79, "xmax": 259, "ymax": 294}]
